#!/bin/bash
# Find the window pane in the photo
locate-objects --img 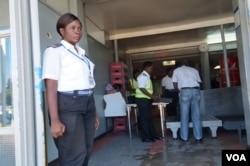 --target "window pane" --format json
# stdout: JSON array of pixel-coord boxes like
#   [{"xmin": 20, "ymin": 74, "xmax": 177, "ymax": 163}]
[
  {"xmin": 0, "ymin": 0, "xmax": 15, "ymax": 165},
  {"xmin": 209, "ymin": 50, "xmax": 238, "ymax": 89},
  {"xmin": 0, "ymin": 36, "xmax": 12, "ymax": 127}
]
